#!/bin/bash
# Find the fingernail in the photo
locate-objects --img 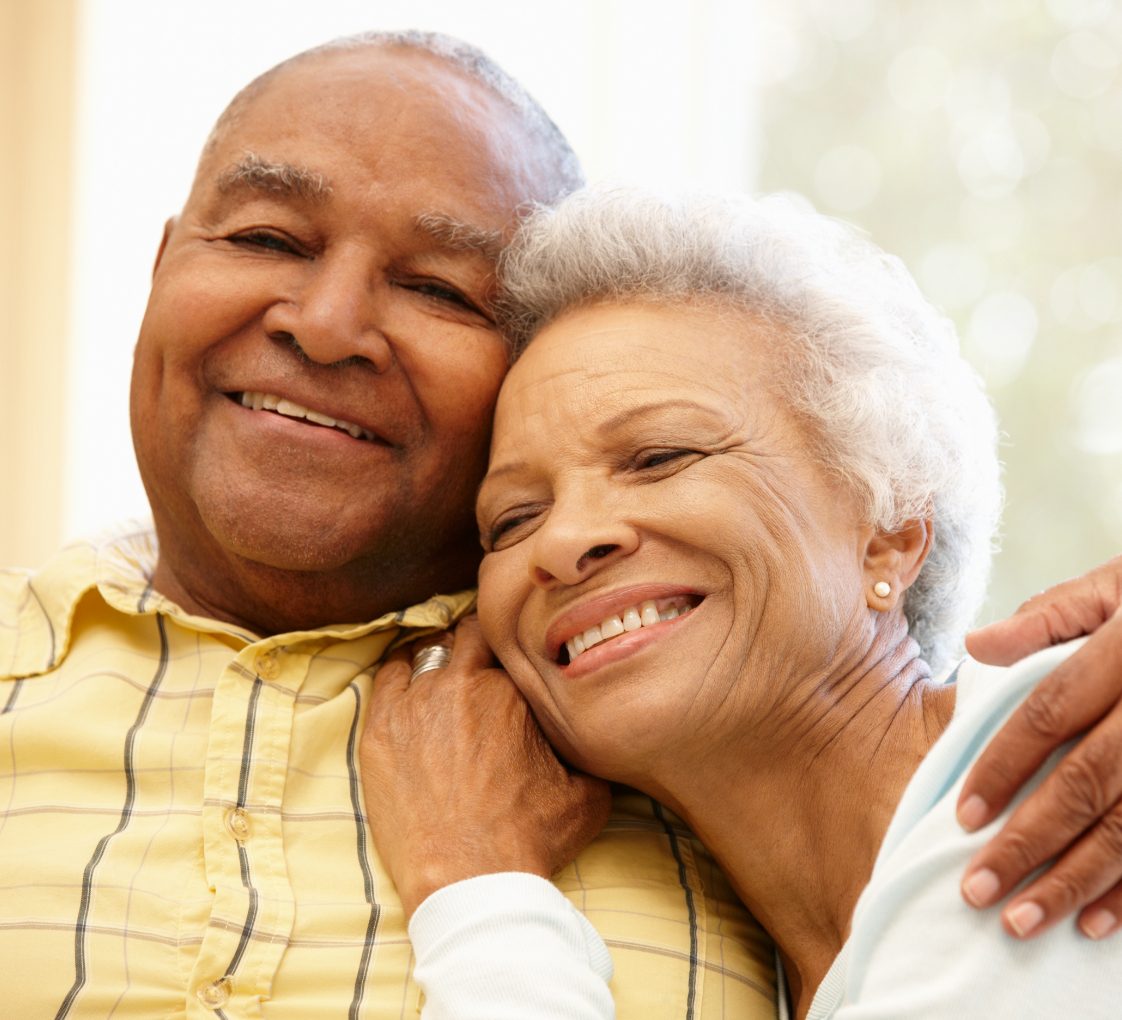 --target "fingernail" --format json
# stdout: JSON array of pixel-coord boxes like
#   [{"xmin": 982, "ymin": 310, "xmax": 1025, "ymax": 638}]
[
  {"xmin": 957, "ymin": 794, "xmax": 988, "ymax": 831},
  {"xmin": 1005, "ymin": 901, "xmax": 1045, "ymax": 938},
  {"xmin": 962, "ymin": 867, "xmax": 1001, "ymax": 907},
  {"xmin": 1080, "ymin": 909, "xmax": 1117, "ymax": 940}
]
